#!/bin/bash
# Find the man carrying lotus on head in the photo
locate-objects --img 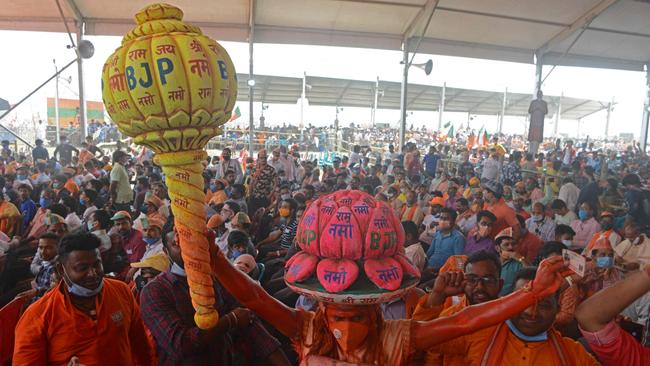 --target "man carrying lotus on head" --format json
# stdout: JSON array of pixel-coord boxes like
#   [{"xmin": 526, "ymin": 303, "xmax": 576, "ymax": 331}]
[{"xmin": 209, "ymin": 190, "xmax": 573, "ymax": 365}]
